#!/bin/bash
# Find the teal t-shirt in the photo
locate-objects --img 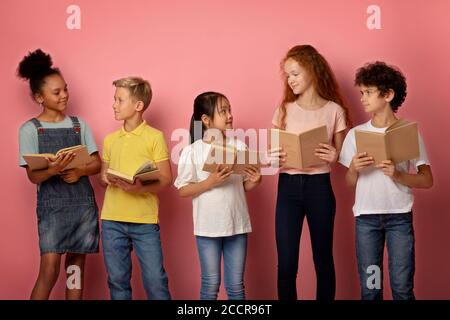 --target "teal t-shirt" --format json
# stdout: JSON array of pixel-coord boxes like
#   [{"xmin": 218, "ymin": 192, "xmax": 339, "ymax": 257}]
[{"xmin": 18, "ymin": 116, "xmax": 98, "ymax": 167}]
